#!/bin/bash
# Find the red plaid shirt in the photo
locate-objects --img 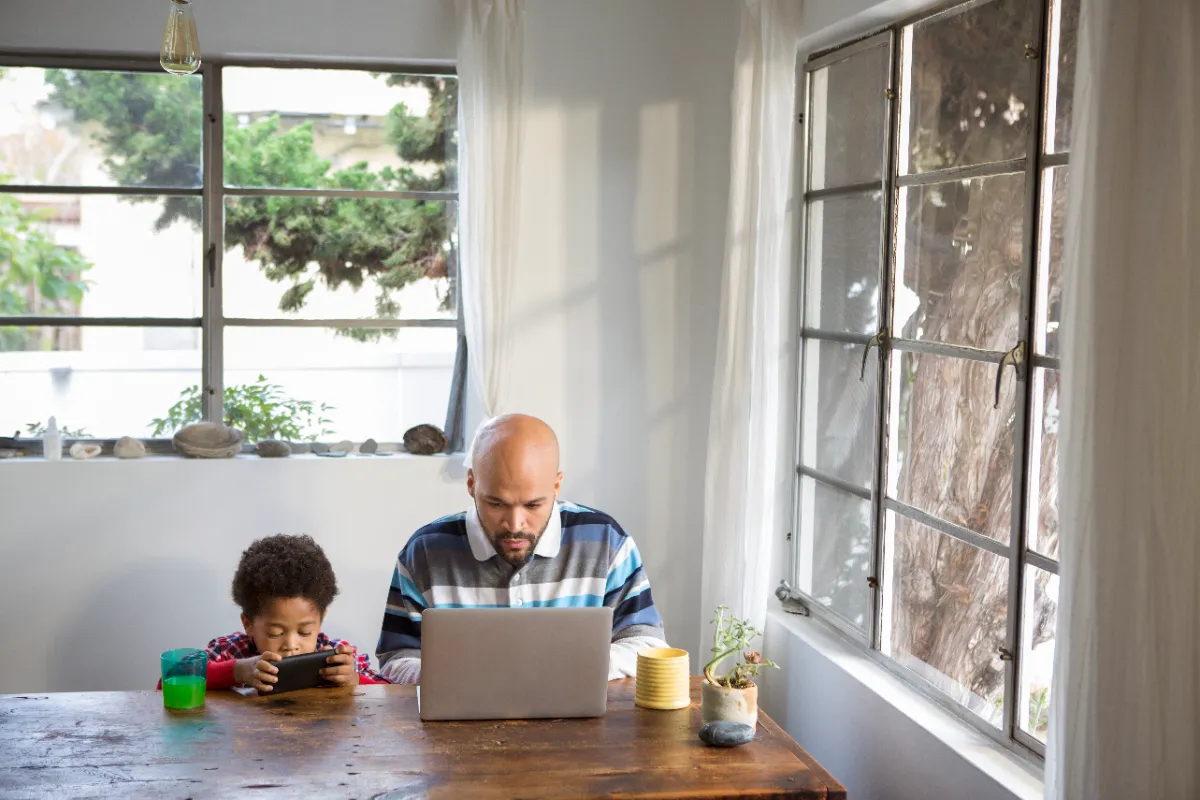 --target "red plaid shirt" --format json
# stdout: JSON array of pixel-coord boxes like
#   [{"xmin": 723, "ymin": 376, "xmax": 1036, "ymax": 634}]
[{"xmin": 206, "ymin": 631, "xmax": 389, "ymax": 686}]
